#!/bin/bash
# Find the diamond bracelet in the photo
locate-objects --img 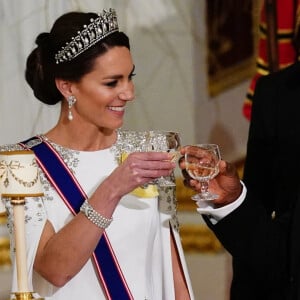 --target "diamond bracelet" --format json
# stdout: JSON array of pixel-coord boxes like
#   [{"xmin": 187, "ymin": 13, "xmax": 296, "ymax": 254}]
[{"xmin": 80, "ymin": 200, "xmax": 113, "ymax": 229}]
